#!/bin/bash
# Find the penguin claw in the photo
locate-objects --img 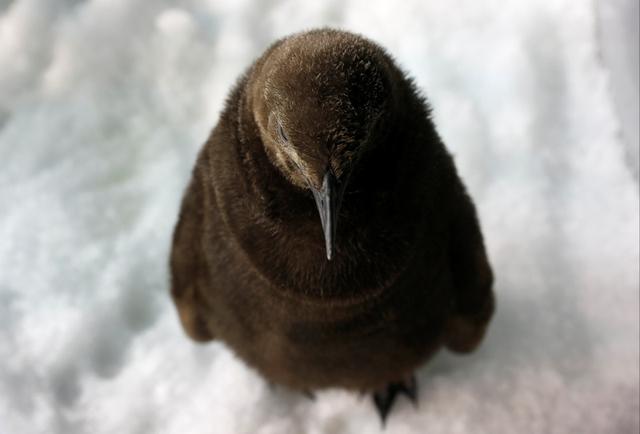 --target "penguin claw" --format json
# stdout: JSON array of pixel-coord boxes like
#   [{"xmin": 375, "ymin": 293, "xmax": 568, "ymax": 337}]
[
  {"xmin": 372, "ymin": 375, "xmax": 419, "ymax": 424},
  {"xmin": 399, "ymin": 375, "xmax": 418, "ymax": 404}
]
